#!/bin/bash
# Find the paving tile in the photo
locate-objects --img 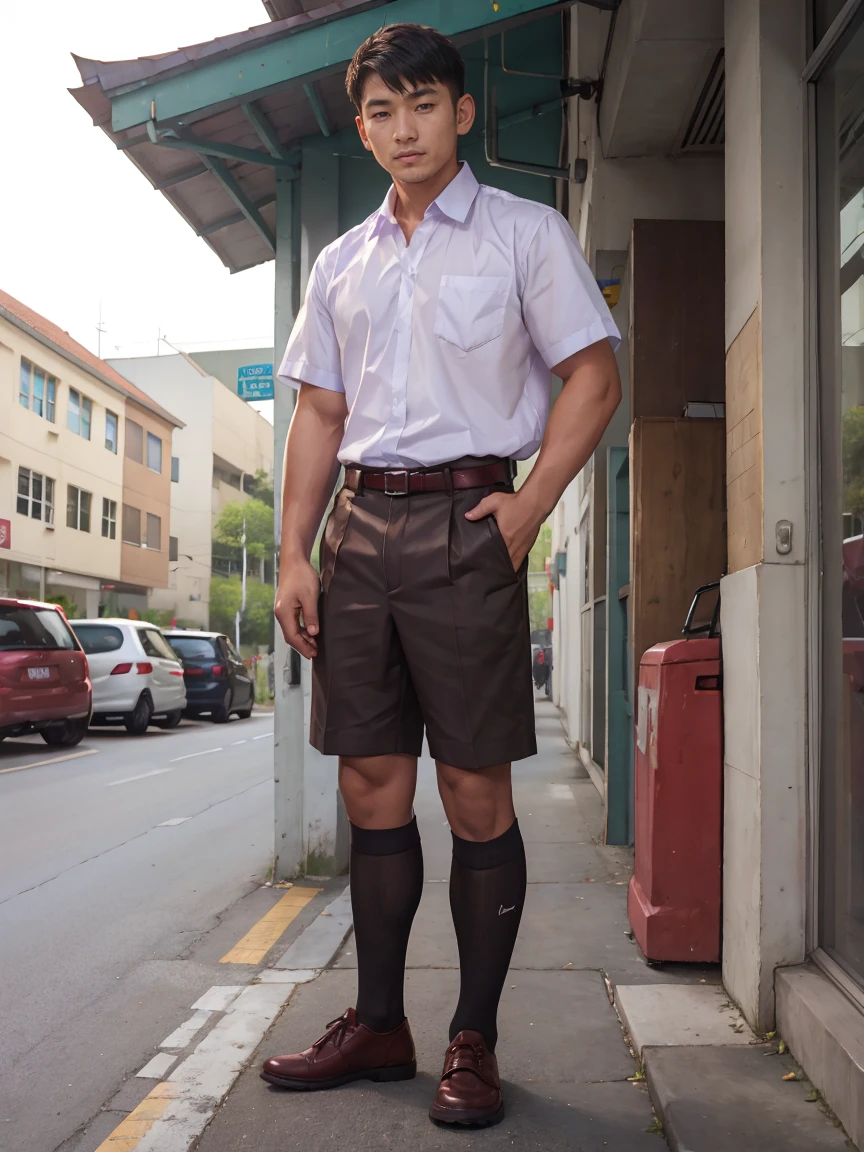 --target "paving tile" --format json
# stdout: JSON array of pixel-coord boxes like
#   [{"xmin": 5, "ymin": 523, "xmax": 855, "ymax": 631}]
[
  {"xmin": 616, "ymin": 984, "xmax": 755, "ymax": 1055},
  {"xmin": 646, "ymin": 1045, "xmax": 851, "ymax": 1151}
]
